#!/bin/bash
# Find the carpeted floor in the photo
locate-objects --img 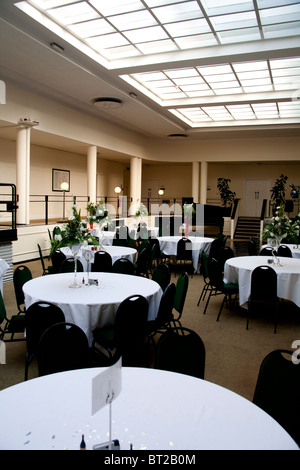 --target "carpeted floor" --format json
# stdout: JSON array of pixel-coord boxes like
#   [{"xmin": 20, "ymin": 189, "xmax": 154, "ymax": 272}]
[{"xmin": 1, "ymin": 251, "xmax": 300, "ymax": 403}]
